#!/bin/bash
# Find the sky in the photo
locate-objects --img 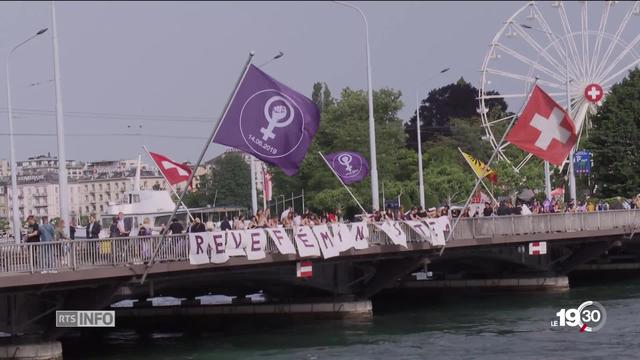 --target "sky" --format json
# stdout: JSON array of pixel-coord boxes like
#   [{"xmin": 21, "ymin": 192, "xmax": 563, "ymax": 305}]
[{"xmin": 0, "ymin": 1, "xmax": 533, "ymax": 163}]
